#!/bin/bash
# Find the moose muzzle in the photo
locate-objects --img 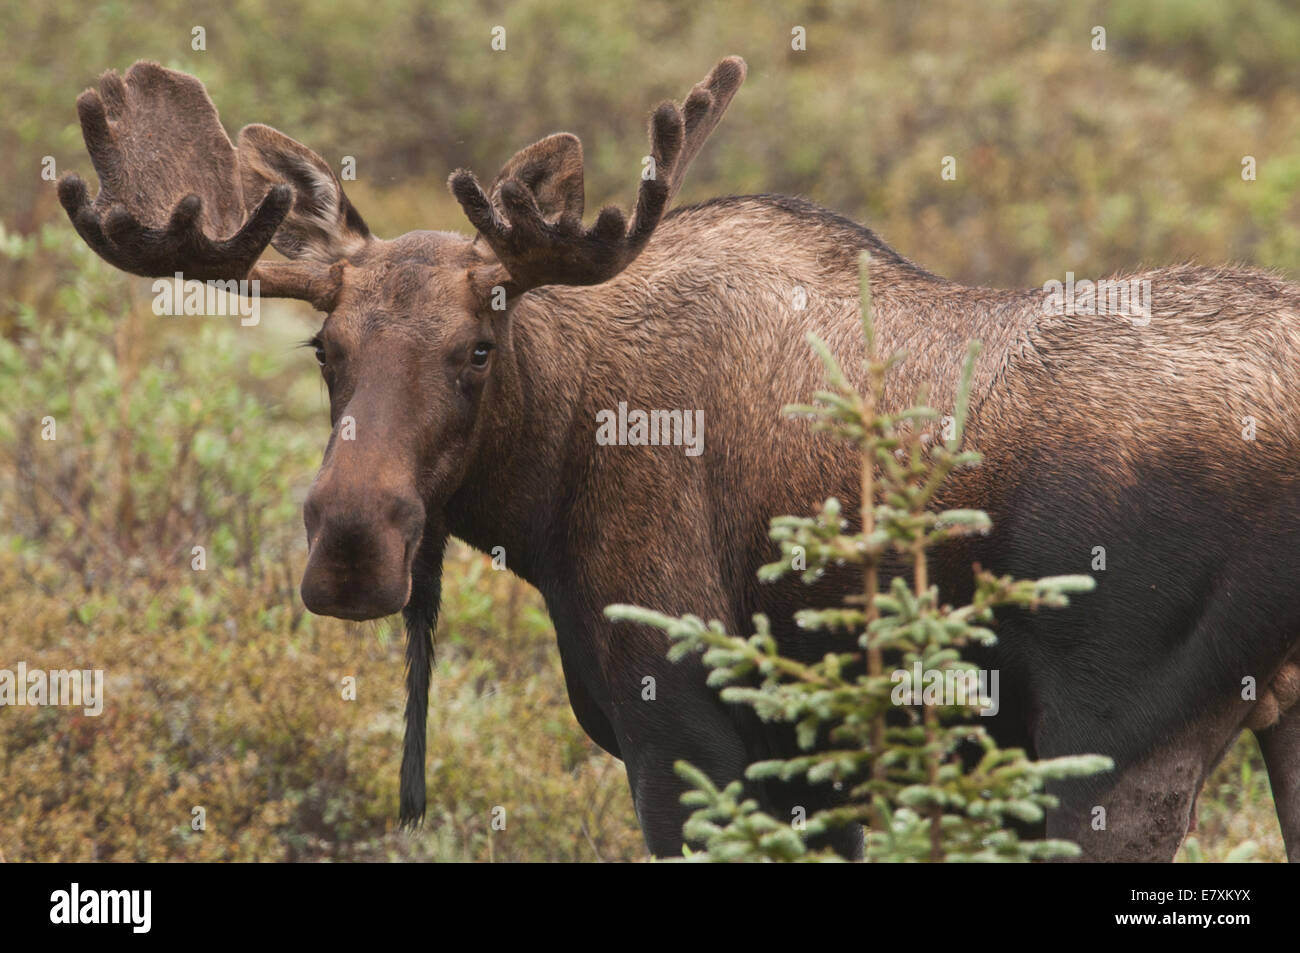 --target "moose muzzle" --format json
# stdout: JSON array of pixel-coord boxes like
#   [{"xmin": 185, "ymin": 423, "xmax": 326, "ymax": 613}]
[{"xmin": 300, "ymin": 483, "xmax": 425, "ymax": 621}]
